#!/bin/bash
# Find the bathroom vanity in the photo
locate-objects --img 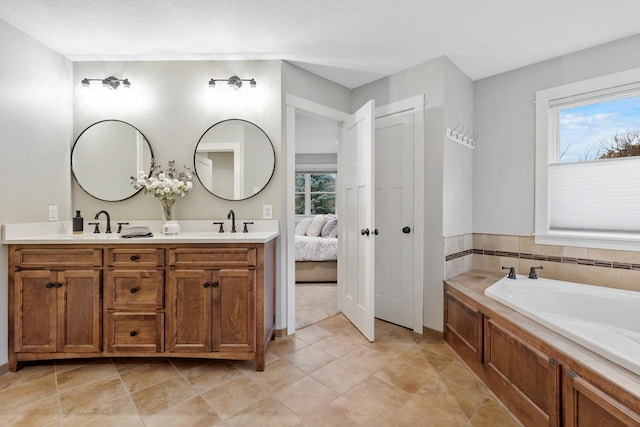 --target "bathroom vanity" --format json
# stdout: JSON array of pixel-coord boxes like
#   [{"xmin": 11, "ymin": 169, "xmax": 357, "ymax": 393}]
[{"xmin": 4, "ymin": 222, "xmax": 277, "ymax": 372}]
